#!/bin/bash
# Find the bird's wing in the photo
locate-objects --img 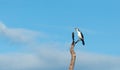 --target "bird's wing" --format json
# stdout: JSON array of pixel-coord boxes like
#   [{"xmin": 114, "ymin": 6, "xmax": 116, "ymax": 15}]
[
  {"xmin": 81, "ymin": 39, "xmax": 85, "ymax": 45},
  {"xmin": 81, "ymin": 32, "xmax": 84, "ymax": 39}
]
